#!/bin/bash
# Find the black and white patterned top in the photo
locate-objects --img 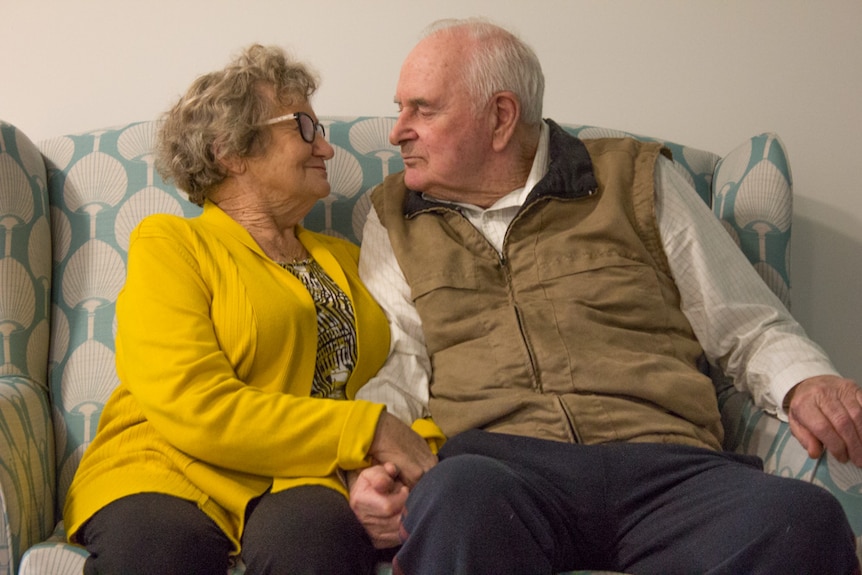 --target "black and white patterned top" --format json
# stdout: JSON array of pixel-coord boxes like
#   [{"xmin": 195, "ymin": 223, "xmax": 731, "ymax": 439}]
[{"xmin": 281, "ymin": 258, "xmax": 357, "ymax": 399}]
